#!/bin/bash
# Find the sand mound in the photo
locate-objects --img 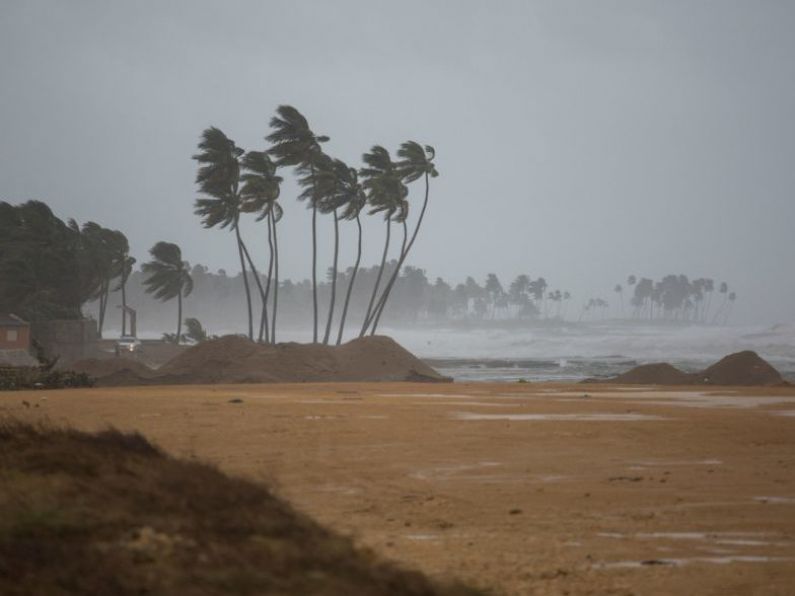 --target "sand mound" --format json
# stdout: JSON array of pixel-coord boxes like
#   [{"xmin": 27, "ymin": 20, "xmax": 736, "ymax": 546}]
[
  {"xmin": 700, "ymin": 350, "xmax": 784, "ymax": 386},
  {"xmin": 81, "ymin": 336, "xmax": 449, "ymax": 386},
  {"xmin": 0, "ymin": 420, "xmax": 476, "ymax": 596},
  {"xmin": 70, "ymin": 357, "xmax": 157, "ymax": 387},
  {"xmin": 610, "ymin": 363, "xmax": 696, "ymax": 385},
  {"xmin": 595, "ymin": 350, "xmax": 785, "ymax": 387}
]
